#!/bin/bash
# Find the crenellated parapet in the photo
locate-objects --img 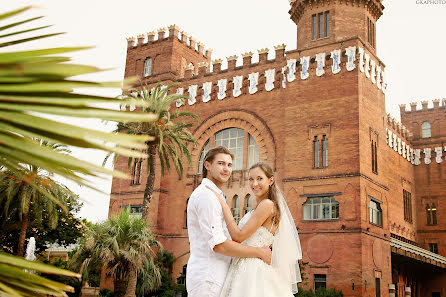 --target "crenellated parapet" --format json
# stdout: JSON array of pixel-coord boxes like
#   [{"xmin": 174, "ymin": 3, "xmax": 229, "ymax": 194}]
[
  {"xmin": 399, "ymin": 98, "xmax": 446, "ymax": 114},
  {"xmin": 167, "ymin": 43, "xmax": 386, "ymax": 109},
  {"xmin": 126, "ymin": 24, "xmax": 212, "ymax": 59},
  {"xmin": 386, "ymin": 114, "xmax": 412, "ymax": 141},
  {"xmin": 385, "ymin": 115, "xmax": 416, "ymax": 165},
  {"xmin": 386, "ymin": 113, "xmax": 446, "ymax": 166}
]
